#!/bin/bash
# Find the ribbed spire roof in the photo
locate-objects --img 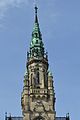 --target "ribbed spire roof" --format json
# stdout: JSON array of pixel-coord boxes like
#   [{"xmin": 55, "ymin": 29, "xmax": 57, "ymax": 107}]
[
  {"xmin": 29, "ymin": 5, "xmax": 44, "ymax": 58},
  {"xmin": 31, "ymin": 5, "xmax": 43, "ymax": 44}
]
